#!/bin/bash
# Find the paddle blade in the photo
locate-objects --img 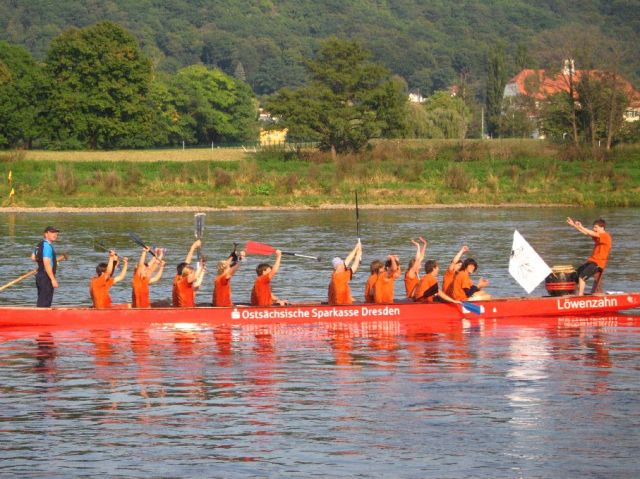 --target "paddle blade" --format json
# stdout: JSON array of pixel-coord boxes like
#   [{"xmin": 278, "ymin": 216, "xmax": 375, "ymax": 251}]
[
  {"xmin": 128, "ymin": 232, "xmax": 157, "ymax": 257},
  {"xmin": 194, "ymin": 213, "xmax": 206, "ymax": 240},
  {"xmin": 245, "ymin": 241, "xmax": 276, "ymax": 256},
  {"xmin": 462, "ymin": 301, "xmax": 483, "ymax": 315}
]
